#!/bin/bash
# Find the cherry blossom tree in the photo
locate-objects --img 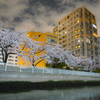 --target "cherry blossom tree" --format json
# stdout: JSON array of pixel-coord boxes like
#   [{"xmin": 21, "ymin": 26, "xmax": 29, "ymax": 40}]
[
  {"xmin": 46, "ymin": 44, "xmax": 80, "ymax": 68},
  {"xmin": 0, "ymin": 27, "xmax": 41, "ymax": 70},
  {"xmin": 76, "ymin": 57, "xmax": 94, "ymax": 71},
  {"xmin": 0, "ymin": 25, "xmax": 95, "ymax": 71},
  {"xmin": 19, "ymin": 41, "xmax": 47, "ymax": 67},
  {"xmin": 0, "ymin": 28, "xmax": 25, "ymax": 70}
]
